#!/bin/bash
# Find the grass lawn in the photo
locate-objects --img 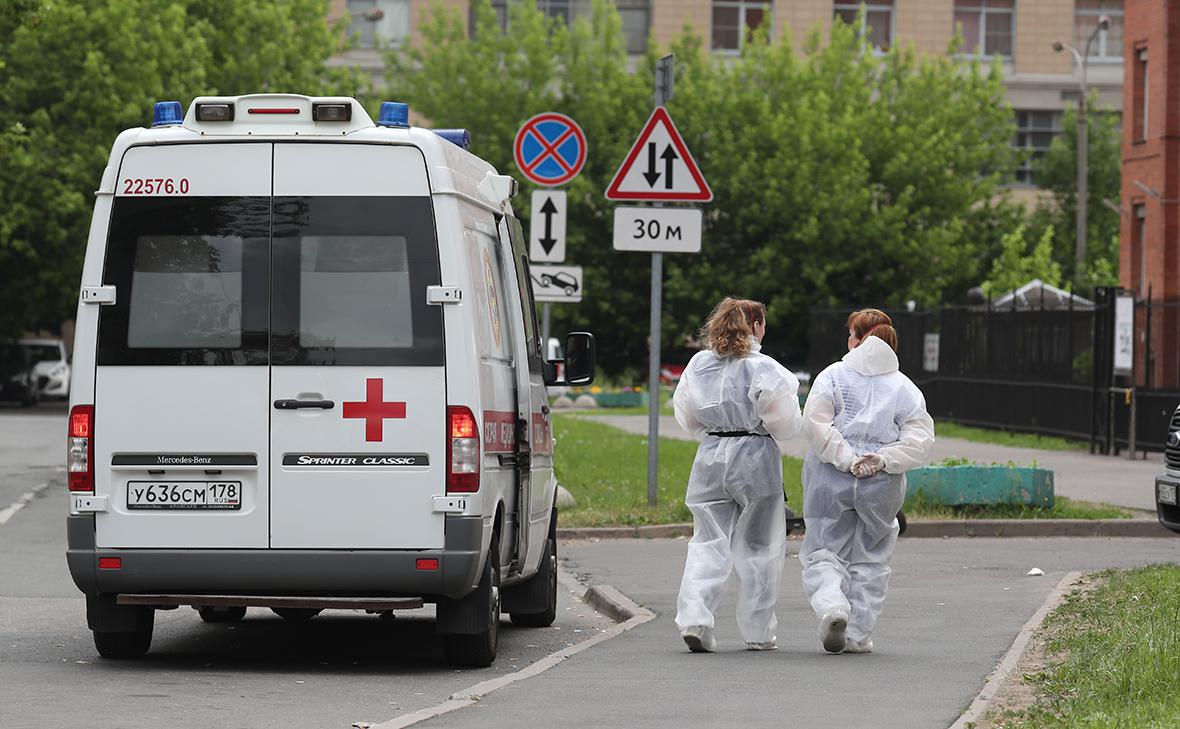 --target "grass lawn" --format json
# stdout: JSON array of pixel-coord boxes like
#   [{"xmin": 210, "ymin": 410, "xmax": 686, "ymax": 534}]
[
  {"xmin": 553, "ymin": 416, "xmax": 1128, "ymax": 528},
  {"xmin": 937, "ymin": 421, "xmax": 1088, "ymax": 452},
  {"xmin": 991, "ymin": 565, "xmax": 1180, "ymax": 728}
]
